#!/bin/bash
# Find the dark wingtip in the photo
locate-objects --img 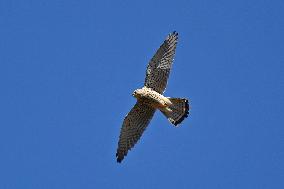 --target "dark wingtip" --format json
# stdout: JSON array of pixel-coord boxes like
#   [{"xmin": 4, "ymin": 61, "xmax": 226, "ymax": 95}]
[
  {"xmin": 168, "ymin": 31, "xmax": 178, "ymax": 38},
  {"xmin": 165, "ymin": 31, "xmax": 178, "ymax": 44},
  {"xmin": 116, "ymin": 152, "xmax": 124, "ymax": 163},
  {"xmin": 172, "ymin": 31, "xmax": 178, "ymax": 36},
  {"xmin": 173, "ymin": 99, "xmax": 190, "ymax": 126},
  {"xmin": 172, "ymin": 31, "xmax": 178, "ymax": 34}
]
